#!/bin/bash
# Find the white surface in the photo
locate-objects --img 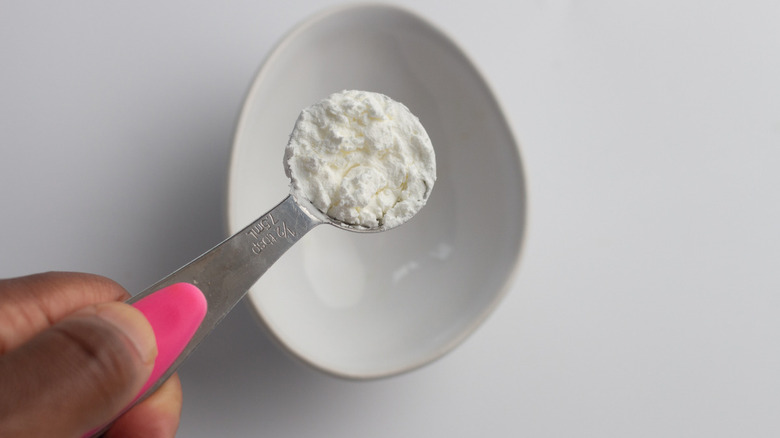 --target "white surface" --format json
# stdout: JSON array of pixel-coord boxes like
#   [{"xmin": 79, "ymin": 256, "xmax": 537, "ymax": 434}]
[
  {"xmin": 229, "ymin": 5, "xmax": 523, "ymax": 379},
  {"xmin": 1, "ymin": 1, "xmax": 779, "ymax": 437}
]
